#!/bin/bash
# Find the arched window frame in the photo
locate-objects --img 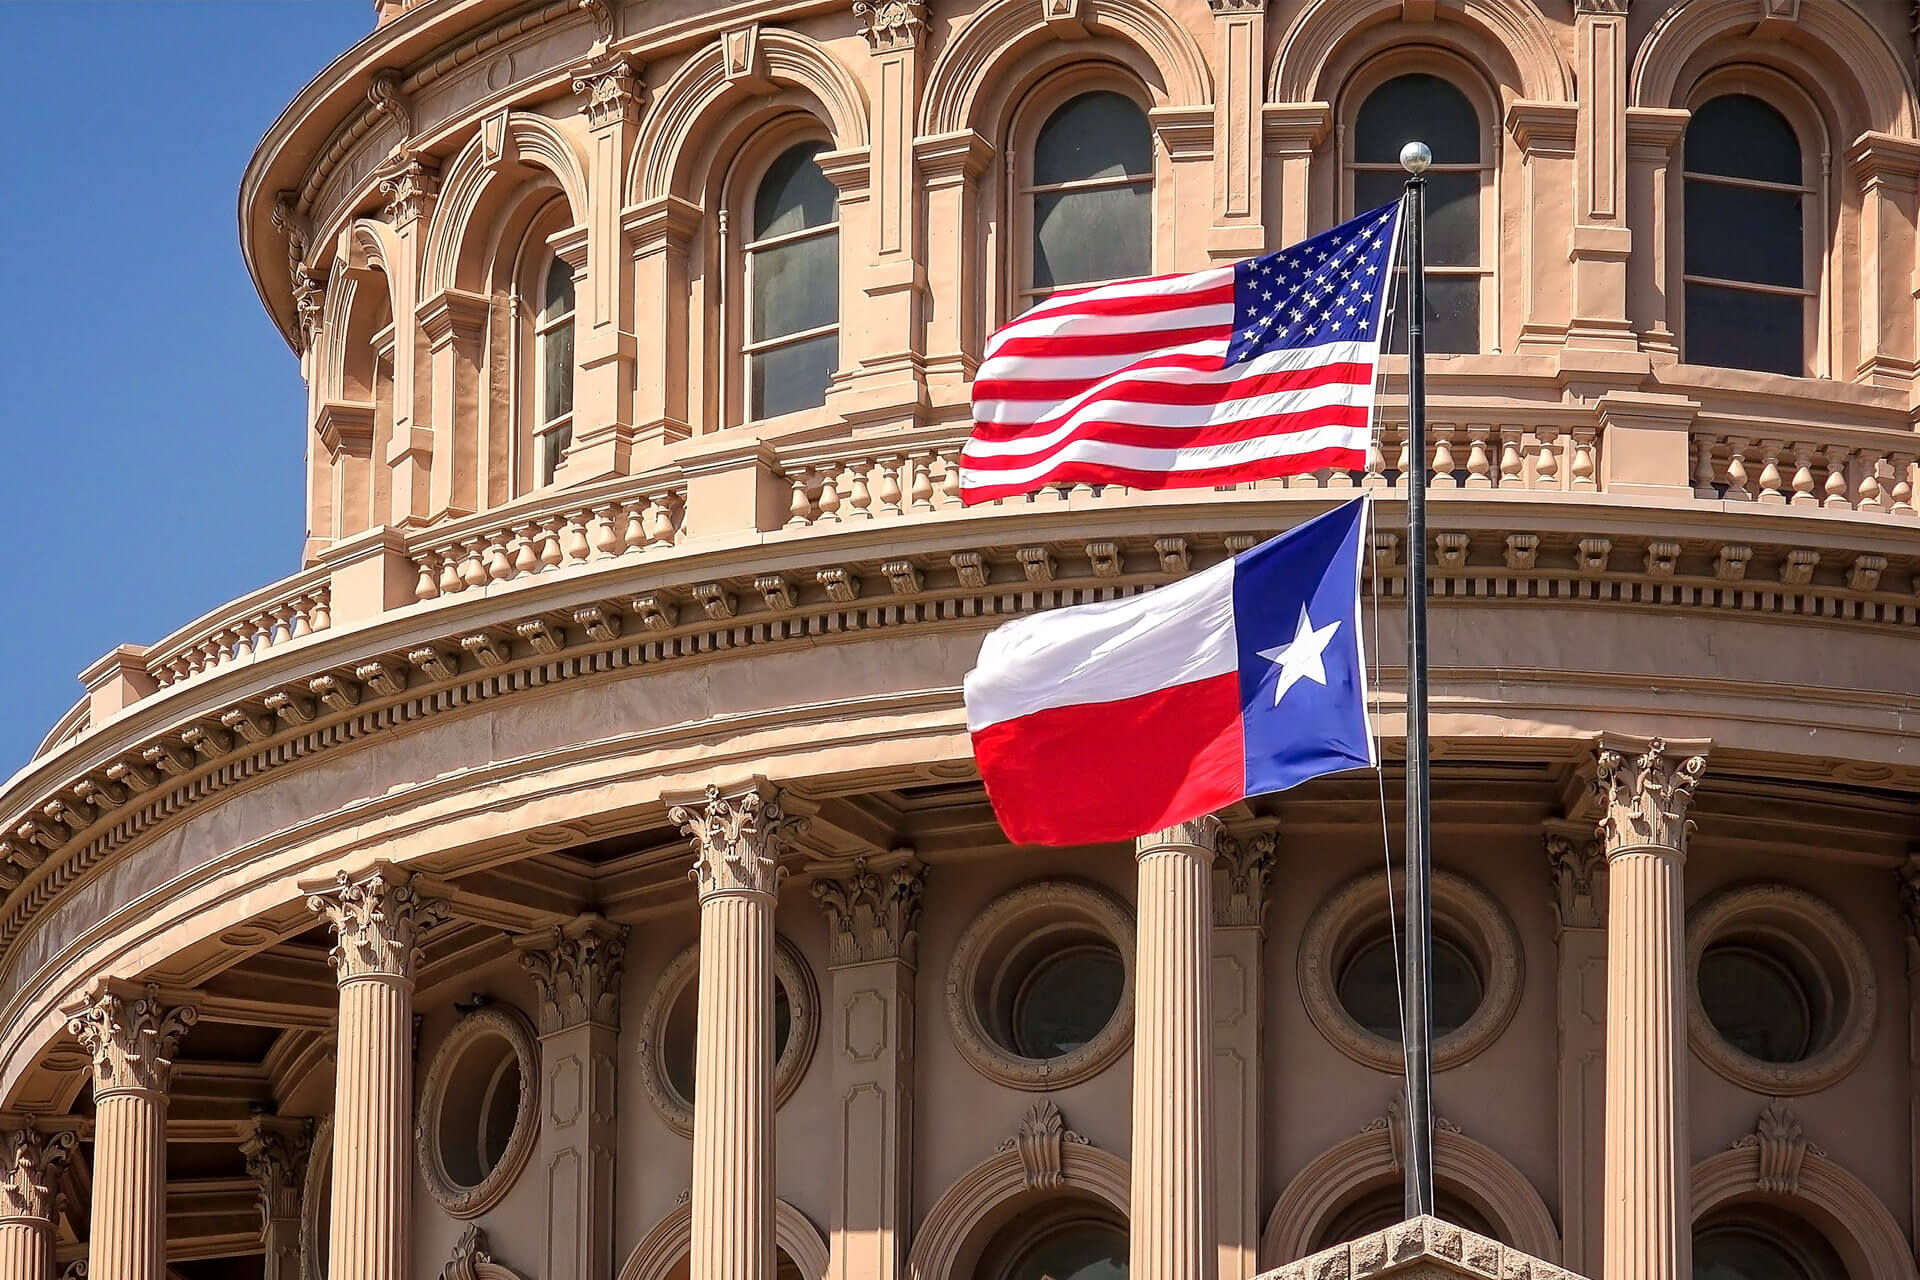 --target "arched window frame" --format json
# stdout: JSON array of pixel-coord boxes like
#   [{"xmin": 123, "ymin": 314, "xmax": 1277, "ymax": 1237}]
[
  {"xmin": 507, "ymin": 198, "xmax": 584, "ymax": 492},
  {"xmin": 1338, "ymin": 51, "xmax": 1501, "ymax": 355},
  {"xmin": 720, "ymin": 115, "xmax": 843, "ymax": 429},
  {"xmin": 973, "ymin": 1199, "xmax": 1128, "ymax": 1280},
  {"xmin": 1005, "ymin": 69, "xmax": 1159, "ymax": 317},
  {"xmin": 1674, "ymin": 66, "xmax": 1832, "ymax": 379},
  {"xmin": 1693, "ymin": 1206, "xmax": 1849, "ymax": 1280}
]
